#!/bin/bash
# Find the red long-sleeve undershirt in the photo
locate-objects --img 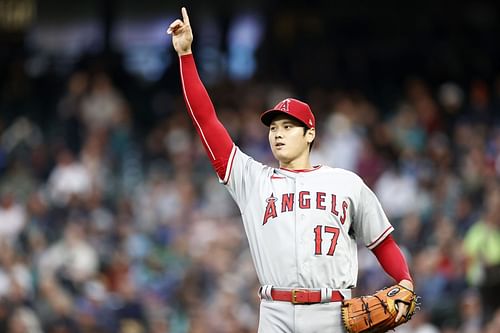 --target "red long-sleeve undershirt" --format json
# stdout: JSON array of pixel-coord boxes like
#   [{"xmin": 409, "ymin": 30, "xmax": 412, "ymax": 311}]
[
  {"xmin": 372, "ymin": 234, "xmax": 412, "ymax": 283},
  {"xmin": 179, "ymin": 54, "xmax": 234, "ymax": 180}
]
